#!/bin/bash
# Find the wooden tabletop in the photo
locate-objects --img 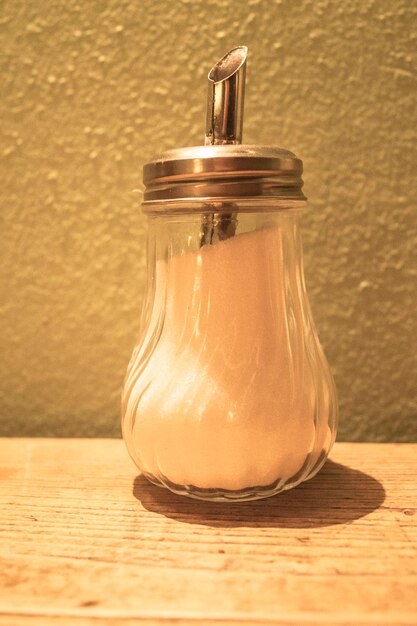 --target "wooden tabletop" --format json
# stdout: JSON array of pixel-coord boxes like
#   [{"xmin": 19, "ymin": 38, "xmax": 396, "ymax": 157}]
[{"xmin": 0, "ymin": 439, "xmax": 416, "ymax": 625}]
